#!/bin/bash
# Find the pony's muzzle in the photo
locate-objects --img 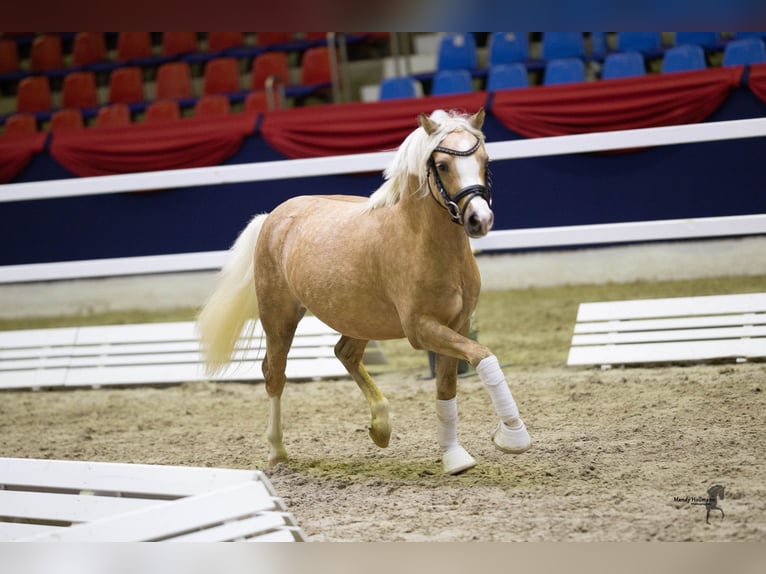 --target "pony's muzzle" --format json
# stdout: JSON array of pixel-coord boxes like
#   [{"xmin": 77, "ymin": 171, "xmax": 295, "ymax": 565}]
[{"xmin": 464, "ymin": 196, "xmax": 494, "ymax": 238}]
